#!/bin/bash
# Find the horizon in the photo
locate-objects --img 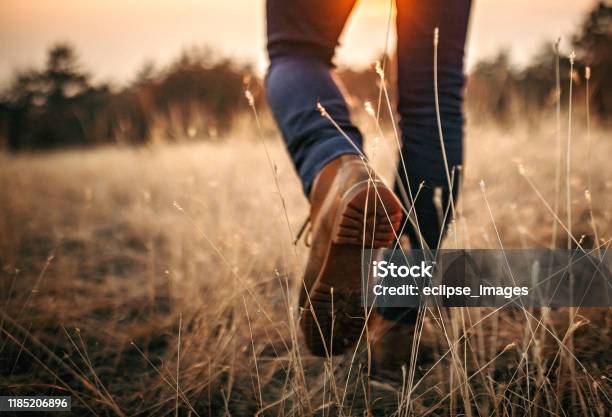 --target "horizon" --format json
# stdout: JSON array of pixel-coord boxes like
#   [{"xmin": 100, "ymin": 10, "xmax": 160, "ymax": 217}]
[{"xmin": 0, "ymin": 0, "xmax": 598, "ymax": 88}]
